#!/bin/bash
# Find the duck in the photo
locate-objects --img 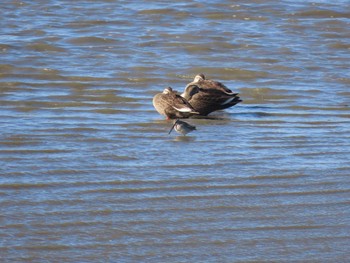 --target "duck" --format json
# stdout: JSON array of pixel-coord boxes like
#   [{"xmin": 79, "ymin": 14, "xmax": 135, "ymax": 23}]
[
  {"xmin": 168, "ymin": 119, "xmax": 196, "ymax": 136},
  {"xmin": 181, "ymin": 74, "xmax": 242, "ymax": 116},
  {"xmin": 153, "ymin": 87, "xmax": 199, "ymax": 119}
]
